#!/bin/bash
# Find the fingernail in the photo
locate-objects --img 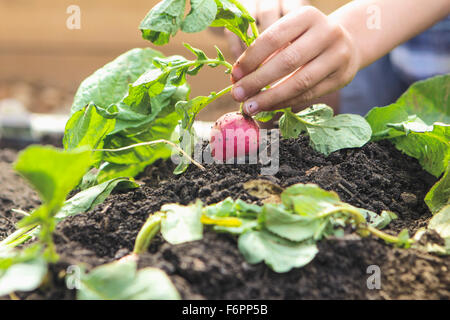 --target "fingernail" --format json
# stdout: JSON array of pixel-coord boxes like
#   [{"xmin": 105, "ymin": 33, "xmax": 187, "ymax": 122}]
[
  {"xmin": 232, "ymin": 86, "xmax": 246, "ymax": 101},
  {"xmin": 232, "ymin": 66, "xmax": 244, "ymax": 81},
  {"xmin": 244, "ymin": 101, "xmax": 259, "ymax": 116}
]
